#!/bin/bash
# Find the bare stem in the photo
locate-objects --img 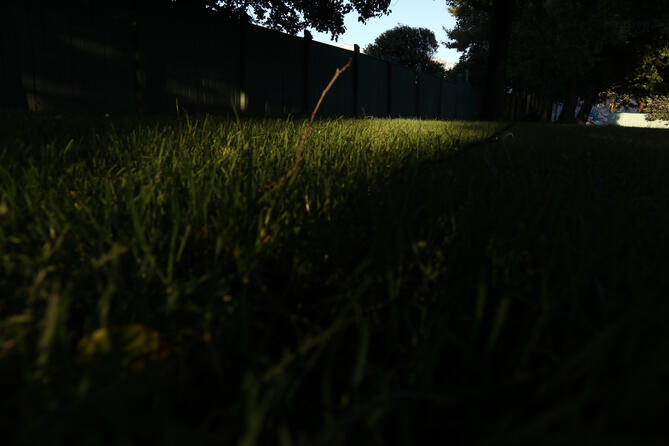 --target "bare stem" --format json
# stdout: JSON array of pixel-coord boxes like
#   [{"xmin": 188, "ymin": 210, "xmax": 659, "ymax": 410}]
[{"xmin": 263, "ymin": 57, "xmax": 353, "ymax": 193}]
